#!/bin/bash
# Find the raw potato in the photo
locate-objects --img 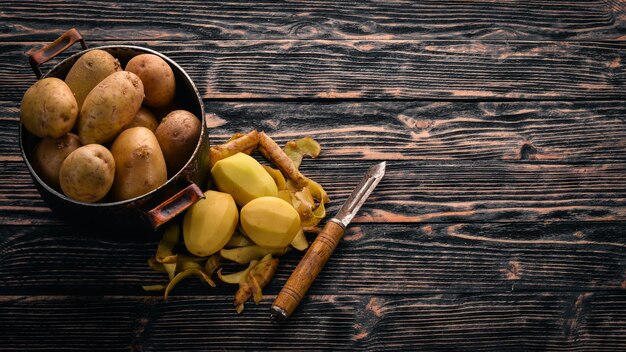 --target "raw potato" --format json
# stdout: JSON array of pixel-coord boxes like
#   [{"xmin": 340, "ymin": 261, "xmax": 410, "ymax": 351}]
[
  {"xmin": 64, "ymin": 49, "xmax": 121, "ymax": 110},
  {"xmin": 20, "ymin": 77, "xmax": 78, "ymax": 138},
  {"xmin": 154, "ymin": 110, "xmax": 201, "ymax": 175},
  {"xmin": 32, "ymin": 133, "xmax": 82, "ymax": 190},
  {"xmin": 59, "ymin": 144, "xmax": 115, "ymax": 203},
  {"xmin": 110, "ymin": 127, "xmax": 167, "ymax": 201},
  {"xmin": 125, "ymin": 54, "xmax": 175, "ymax": 108},
  {"xmin": 124, "ymin": 107, "xmax": 159, "ymax": 132},
  {"xmin": 211, "ymin": 152, "xmax": 278, "ymax": 207},
  {"xmin": 240, "ymin": 196, "xmax": 303, "ymax": 249},
  {"xmin": 183, "ymin": 190, "xmax": 239, "ymax": 257},
  {"xmin": 78, "ymin": 71, "xmax": 144, "ymax": 145}
]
